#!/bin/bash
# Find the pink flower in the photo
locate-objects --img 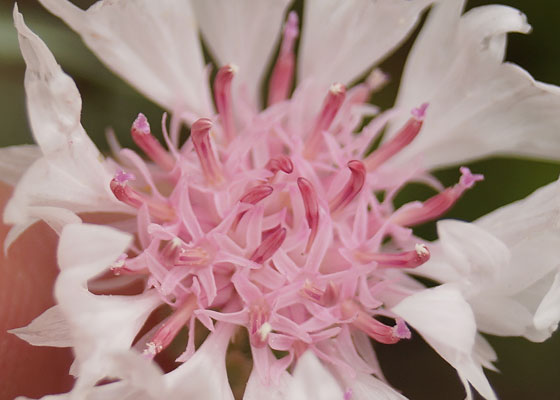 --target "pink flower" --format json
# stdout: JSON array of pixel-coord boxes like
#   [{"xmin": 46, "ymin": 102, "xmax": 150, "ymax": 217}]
[{"xmin": 4, "ymin": 1, "xmax": 560, "ymax": 399}]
